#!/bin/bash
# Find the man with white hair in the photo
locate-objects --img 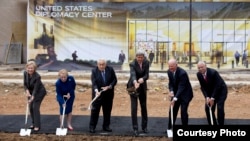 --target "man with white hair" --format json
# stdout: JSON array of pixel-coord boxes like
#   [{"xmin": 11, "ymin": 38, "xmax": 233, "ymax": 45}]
[
  {"xmin": 167, "ymin": 58, "xmax": 193, "ymax": 130},
  {"xmin": 127, "ymin": 50, "xmax": 150, "ymax": 136},
  {"xmin": 89, "ymin": 59, "xmax": 117, "ymax": 133}
]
